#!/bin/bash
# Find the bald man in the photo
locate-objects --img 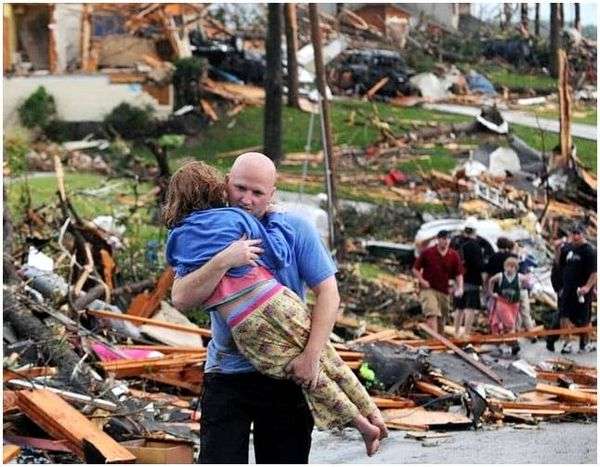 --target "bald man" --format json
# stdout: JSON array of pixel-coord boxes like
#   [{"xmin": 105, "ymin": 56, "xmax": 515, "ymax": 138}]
[{"xmin": 172, "ymin": 152, "xmax": 339, "ymax": 464}]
